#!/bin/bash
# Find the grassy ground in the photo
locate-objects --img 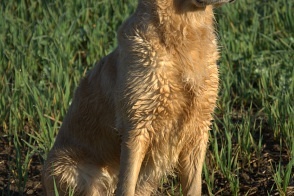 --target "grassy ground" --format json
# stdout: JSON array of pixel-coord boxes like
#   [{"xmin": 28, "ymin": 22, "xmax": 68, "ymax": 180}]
[{"xmin": 0, "ymin": 0, "xmax": 293, "ymax": 195}]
